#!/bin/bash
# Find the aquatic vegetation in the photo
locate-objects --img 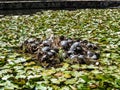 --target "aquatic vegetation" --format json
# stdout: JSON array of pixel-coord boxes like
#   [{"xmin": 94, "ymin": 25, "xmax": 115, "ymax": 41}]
[{"xmin": 0, "ymin": 9, "xmax": 120, "ymax": 89}]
